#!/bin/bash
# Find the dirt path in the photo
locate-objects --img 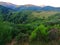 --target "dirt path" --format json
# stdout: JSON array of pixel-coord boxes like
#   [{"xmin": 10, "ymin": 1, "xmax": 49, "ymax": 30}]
[{"xmin": 6, "ymin": 39, "xmax": 16, "ymax": 45}]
